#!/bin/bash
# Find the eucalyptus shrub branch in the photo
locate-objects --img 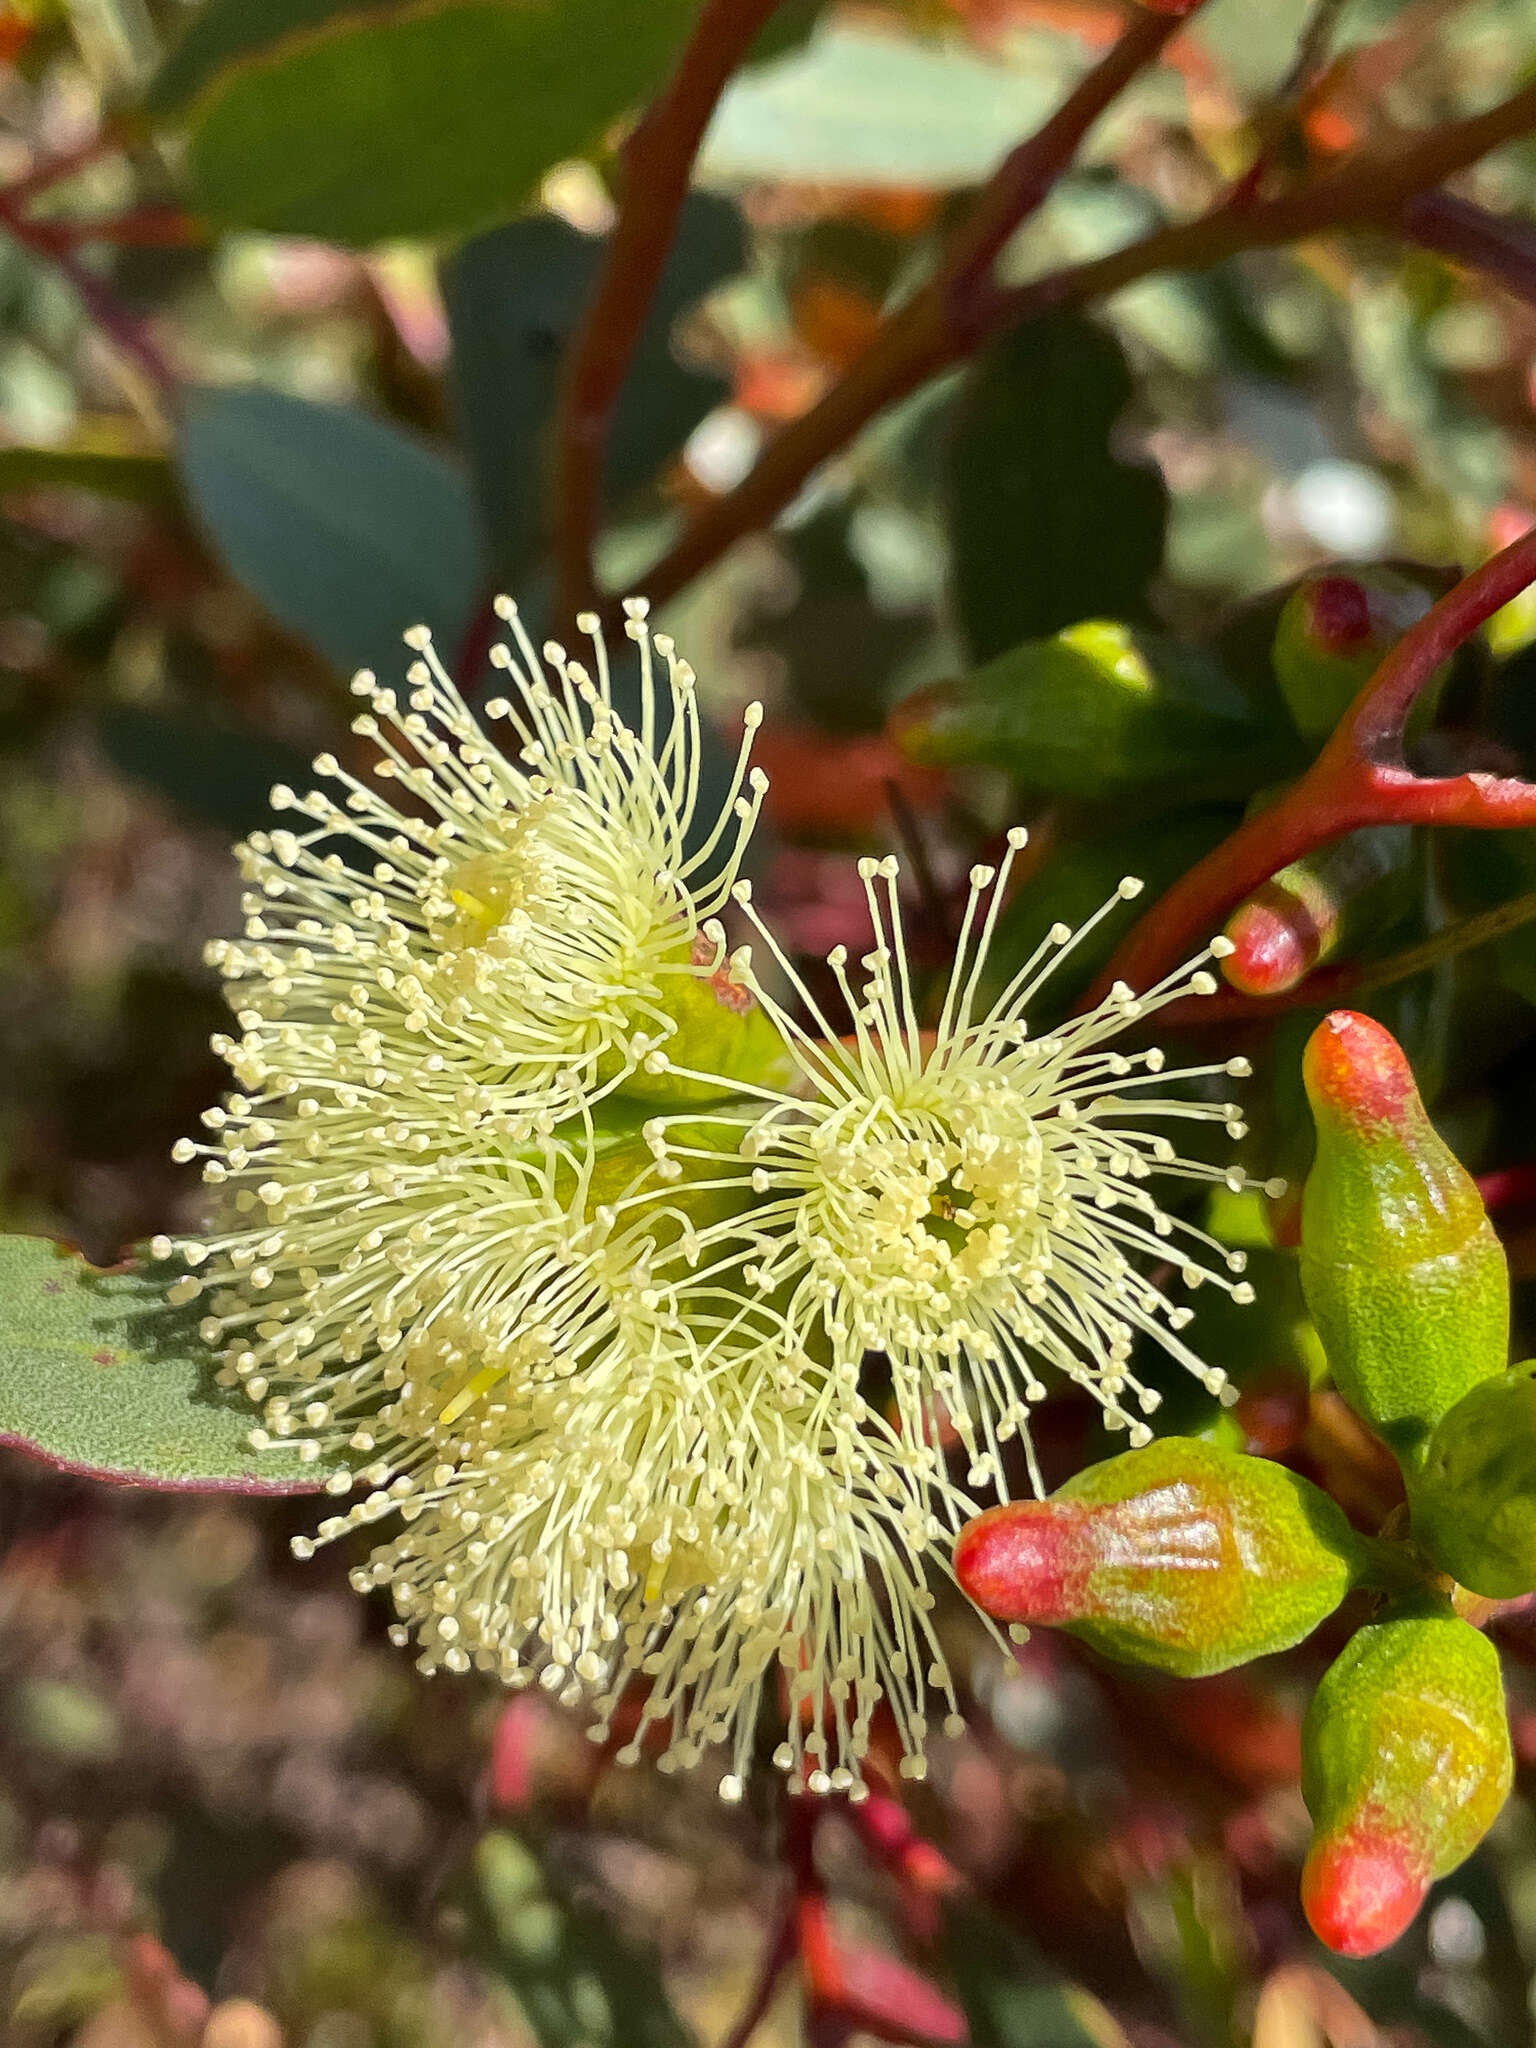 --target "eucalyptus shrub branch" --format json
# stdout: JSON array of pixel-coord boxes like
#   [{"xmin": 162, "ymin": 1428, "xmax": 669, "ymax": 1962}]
[
  {"xmin": 0, "ymin": 181, "xmax": 178, "ymax": 399},
  {"xmin": 633, "ymin": 69, "xmax": 1536, "ymax": 614},
  {"xmin": 1092, "ymin": 526, "xmax": 1536, "ymax": 1004},
  {"xmin": 551, "ymin": 0, "xmax": 790, "ymax": 621}
]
